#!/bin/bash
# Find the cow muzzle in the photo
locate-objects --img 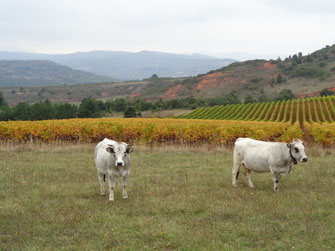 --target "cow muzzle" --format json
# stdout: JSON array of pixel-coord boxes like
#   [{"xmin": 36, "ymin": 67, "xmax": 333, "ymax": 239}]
[
  {"xmin": 301, "ymin": 157, "xmax": 308, "ymax": 162},
  {"xmin": 116, "ymin": 161, "xmax": 124, "ymax": 166}
]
